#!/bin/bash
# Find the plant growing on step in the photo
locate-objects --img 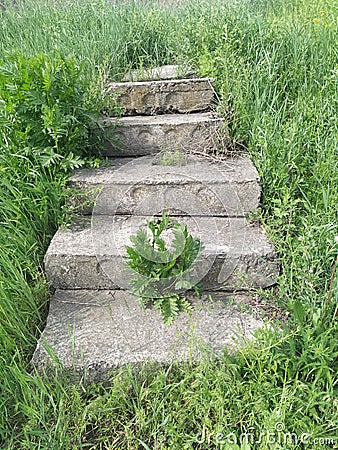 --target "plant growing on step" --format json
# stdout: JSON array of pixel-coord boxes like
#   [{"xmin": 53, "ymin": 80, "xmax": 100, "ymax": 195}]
[
  {"xmin": 126, "ymin": 211, "xmax": 203, "ymax": 325},
  {"xmin": 153, "ymin": 148, "xmax": 186, "ymax": 166}
]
